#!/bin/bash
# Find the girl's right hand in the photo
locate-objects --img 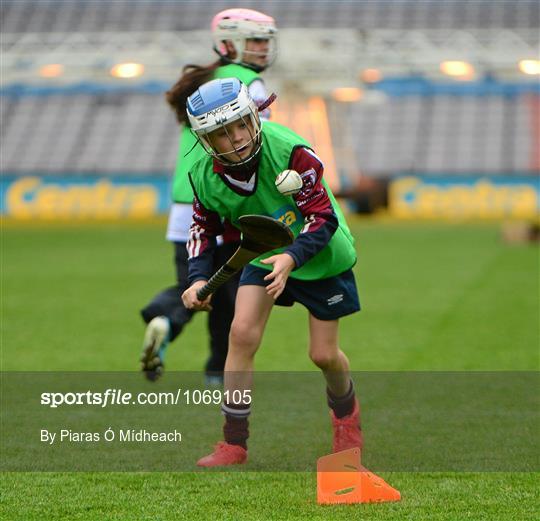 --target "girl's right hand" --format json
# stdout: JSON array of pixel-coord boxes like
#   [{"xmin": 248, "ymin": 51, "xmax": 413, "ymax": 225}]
[{"xmin": 182, "ymin": 280, "xmax": 213, "ymax": 311}]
